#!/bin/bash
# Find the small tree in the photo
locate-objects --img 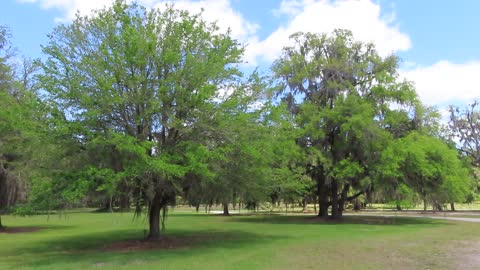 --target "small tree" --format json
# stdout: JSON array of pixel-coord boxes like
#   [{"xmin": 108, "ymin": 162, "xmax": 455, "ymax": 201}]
[
  {"xmin": 381, "ymin": 132, "xmax": 472, "ymax": 211},
  {"xmin": 449, "ymin": 101, "xmax": 480, "ymax": 167}
]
